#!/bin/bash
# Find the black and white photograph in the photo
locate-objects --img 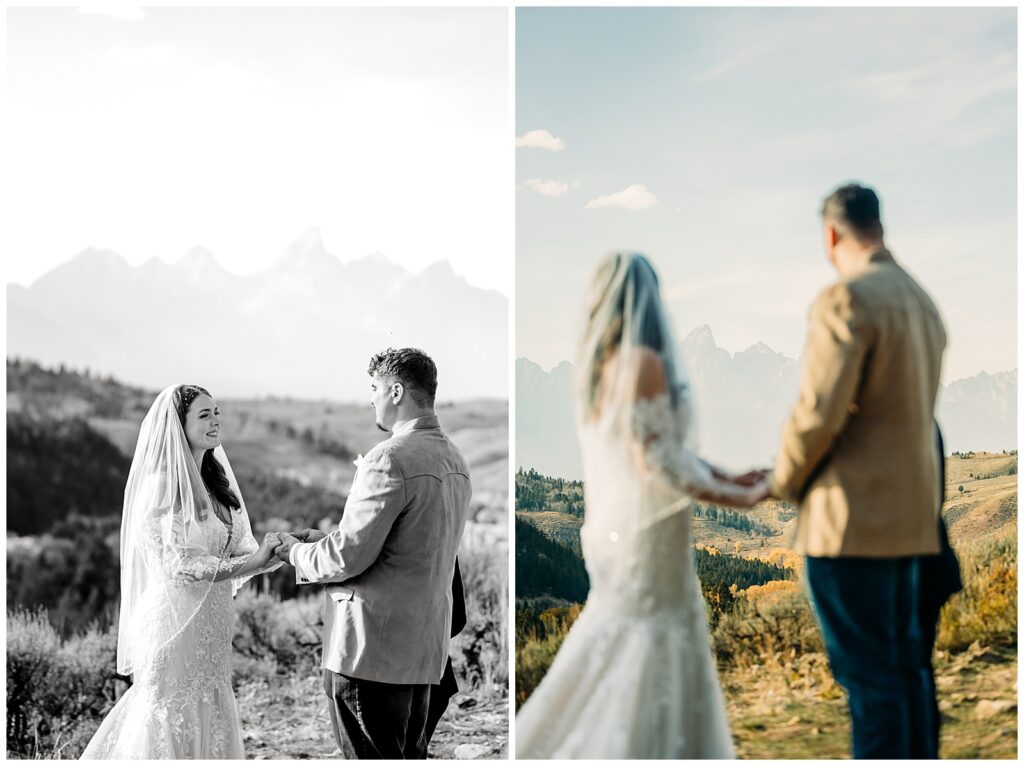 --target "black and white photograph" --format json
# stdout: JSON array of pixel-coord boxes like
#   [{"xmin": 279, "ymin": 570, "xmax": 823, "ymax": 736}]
[{"xmin": 5, "ymin": 5, "xmax": 509, "ymax": 759}]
